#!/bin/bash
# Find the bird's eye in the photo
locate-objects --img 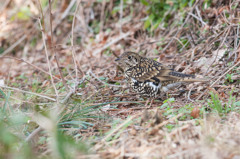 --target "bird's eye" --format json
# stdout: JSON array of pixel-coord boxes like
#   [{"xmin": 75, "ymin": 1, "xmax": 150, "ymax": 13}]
[{"xmin": 128, "ymin": 56, "xmax": 132, "ymax": 60}]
